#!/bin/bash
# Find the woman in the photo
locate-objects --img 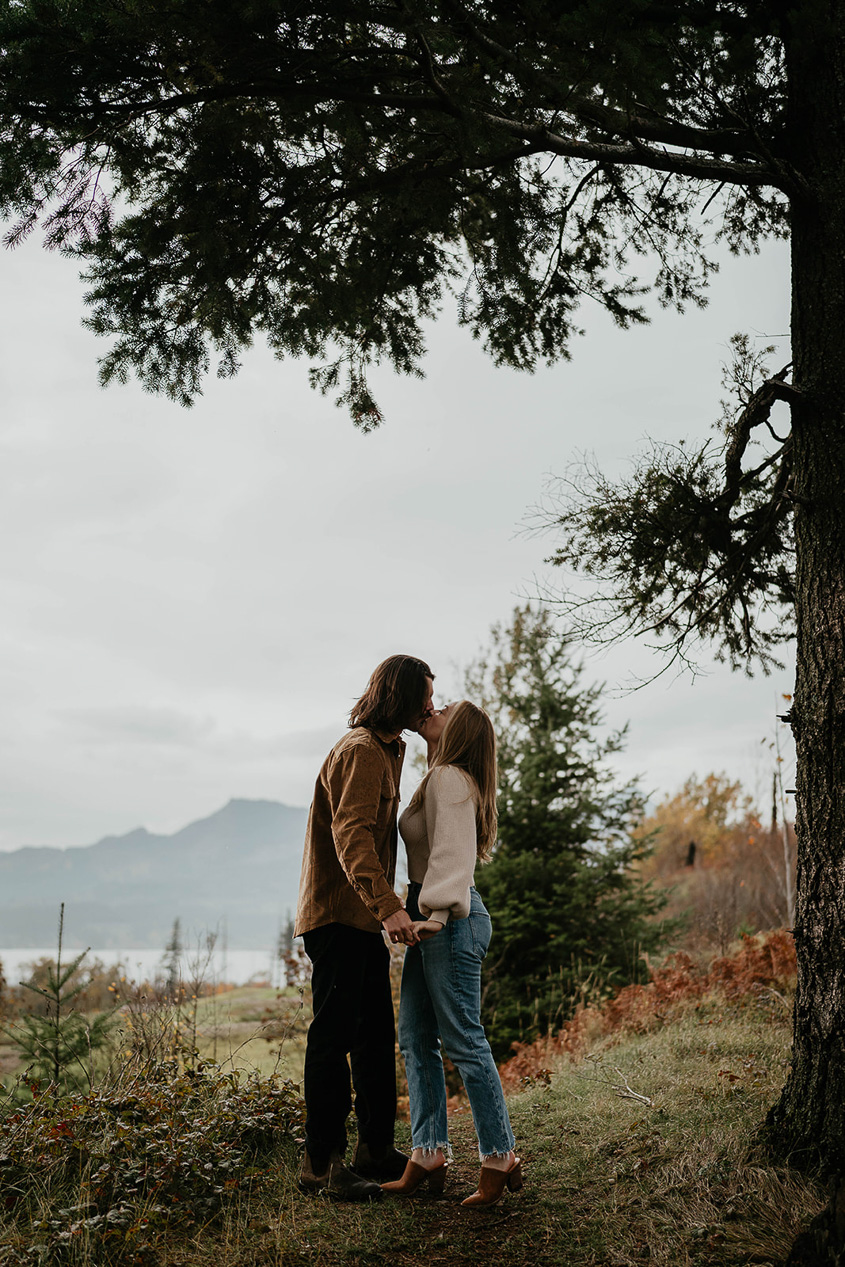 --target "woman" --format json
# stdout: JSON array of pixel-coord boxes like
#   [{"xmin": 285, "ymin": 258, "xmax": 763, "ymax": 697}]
[{"xmin": 381, "ymin": 701, "xmax": 523, "ymax": 1207}]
